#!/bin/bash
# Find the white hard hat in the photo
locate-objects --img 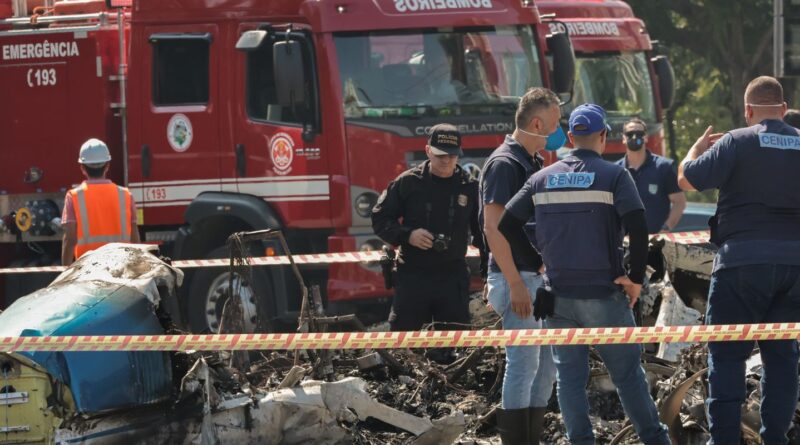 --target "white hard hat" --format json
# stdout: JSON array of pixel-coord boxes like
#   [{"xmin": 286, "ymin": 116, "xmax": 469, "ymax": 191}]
[{"xmin": 78, "ymin": 138, "xmax": 111, "ymax": 165}]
